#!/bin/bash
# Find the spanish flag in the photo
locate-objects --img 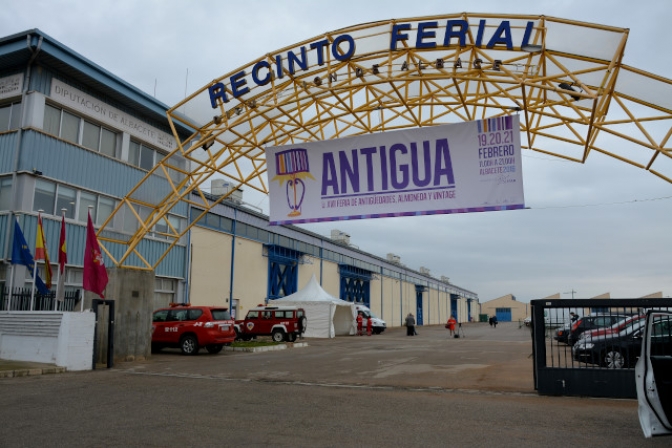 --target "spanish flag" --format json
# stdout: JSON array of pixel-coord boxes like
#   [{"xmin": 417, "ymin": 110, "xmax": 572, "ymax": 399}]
[{"xmin": 35, "ymin": 213, "xmax": 53, "ymax": 289}]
